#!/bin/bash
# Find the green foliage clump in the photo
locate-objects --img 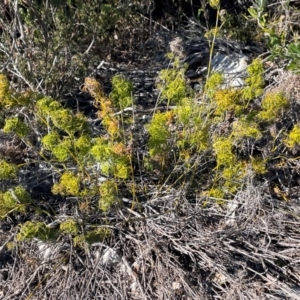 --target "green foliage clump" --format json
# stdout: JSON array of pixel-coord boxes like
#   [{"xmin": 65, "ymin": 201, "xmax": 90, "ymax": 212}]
[
  {"xmin": 0, "ymin": 160, "xmax": 18, "ymax": 180},
  {"xmin": 99, "ymin": 180, "xmax": 119, "ymax": 212},
  {"xmin": 41, "ymin": 132, "xmax": 61, "ymax": 151},
  {"xmin": 110, "ymin": 75, "xmax": 133, "ymax": 110},
  {"xmin": 74, "ymin": 135, "xmax": 92, "ymax": 157},
  {"xmin": 147, "ymin": 111, "xmax": 173, "ymax": 158},
  {"xmin": 73, "ymin": 235, "xmax": 86, "ymax": 248},
  {"xmin": 51, "ymin": 138, "xmax": 73, "ymax": 162},
  {"xmin": 231, "ymin": 118, "xmax": 262, "ymax": 141},
  {"xmin": 17, "ymin": 221, "xmax": 57, "ymax": 242},
  {"xmin": 52, "ymin": 171, "xmax": 81, "ymax": 196},
  {"xmin": 73, "ymin": 227, "xmax": 111, "ymax": 248},
  {"xmin": 250, "ymin": 157, "xmax": 267, "ymax": 174},
  {"xmin": 175, "ymin": 98, "xmax": 194, "ymax": 125},
  {"xmin": 53, "ymin": 110, "xmax": 87, "ymax": 136},
  {"xmin": 213, "ymin": 137, "xmax": 236, "ymax": 168},
  {"xmin": 36, "ymin": 97, "xmax": 88, "ymax": 136},
  {"xmin": 0, "ymin": 186, "xmax": 31, "ymax": 218},
  {"xmin": 222, "ymin": 162, "xmax": 246, "ymax": 193},
  {"xmin": 243, "ymin": 59, "xmax": 264, "ymax": 100},
  {"xmin": 3, "ymin": 117, "xmax": 30, "ymax": 138},
  {"xmin": 60, "ymin": 219, "xmax": 79, "ymax": 235},
  {"xmin": 214, "ymin": 88, "xmax": 244, "ymax": 116},
  {"xmin": 36, "ymin": 97, "xmax": 58, "ymax": 117},
  {"xmin": 90, "ymin": 138, "xmax": 130, "ymax": 179},
  {"xmin": 0, "ymin": 74, "xmax": 39, "ymax": 108},
  {"xmin": 205, "ymin": 72, "xmax": 224, "ymax": 98},
  {"xmin": 257, "ymin": 92, "xmax": 289, "ymax": 121},
  {"xmin": 157, "ymin": 59, "xmax": 189, "ymax": 105},
  {"xmin": 208, "ymin": 188, "xmax": 225, "ymax": 199},
  {"xmin": 0, "ymin": 74, "xmax": 12, "ymax": 107},
  {"xmin": 85, "ymin": 227, "xmax": 112, "ymax": 244},
  {"xmin": 284, "ymin": 124, "xmax": 300, "ymax": 148},
  {"xmin": 175, "ymin": 102, "xmax": 210, "ymax": 152}
]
